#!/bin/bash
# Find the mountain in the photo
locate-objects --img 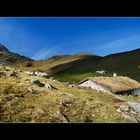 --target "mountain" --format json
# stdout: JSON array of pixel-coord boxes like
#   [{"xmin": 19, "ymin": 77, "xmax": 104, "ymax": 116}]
[
  {"xmin": 0, "ymin": 44, "xmax": 32, "ymax": 65},
  {"xmin": 22, "ymin": 53, "xmax": 100, "ymax": 72},
  {"xmin": 10, "ymin": 44, "xmax": 140, "ymax": 82},
  {"xmin": 44, "ymin": 48, "xmax": 140, "ymax": 82},
  {"xmin": 47, "ymin": 54, "xmax": 101, "ymax": 75}
]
